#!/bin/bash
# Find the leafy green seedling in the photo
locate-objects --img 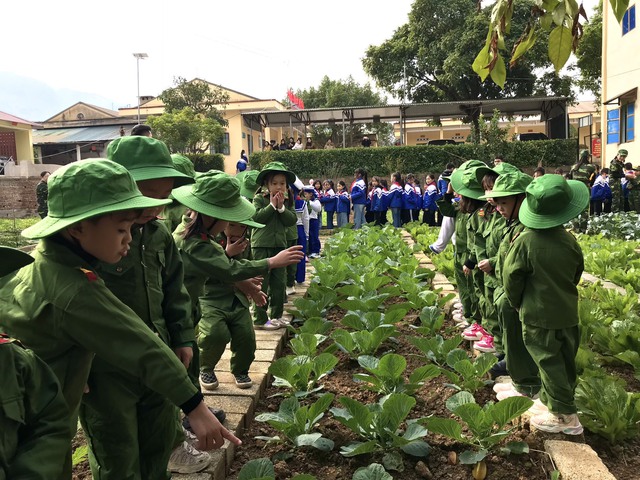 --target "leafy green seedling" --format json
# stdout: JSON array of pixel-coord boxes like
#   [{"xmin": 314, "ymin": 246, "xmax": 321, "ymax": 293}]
[
  {"xmin": 408, "ymin": 334, "xmax": 463, "ymax": 366},
  {"xmin": 255, "ymin": 393, "xmax": 335, "ymax": 451},
  {"xmin": 269, "ymin": 353, "xmax": 339, "ymax": 398},
  {"xmin": 331, "ymin": 326, "xmax": 397, "ymax": 359},
  {"xmin": 331, "ymin": 393, "xmax": 431, "ymax": 472},
  {"xmin": 421, "ymin": 391, "xmax": 532, "ymax": 467},
  {"xmin": 354, "ymin": 353, "xmax": 441, "ymax": 395},
  {"xmin": 440, "ymin": 350, "xmax": 497, "ymax": 394}
]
